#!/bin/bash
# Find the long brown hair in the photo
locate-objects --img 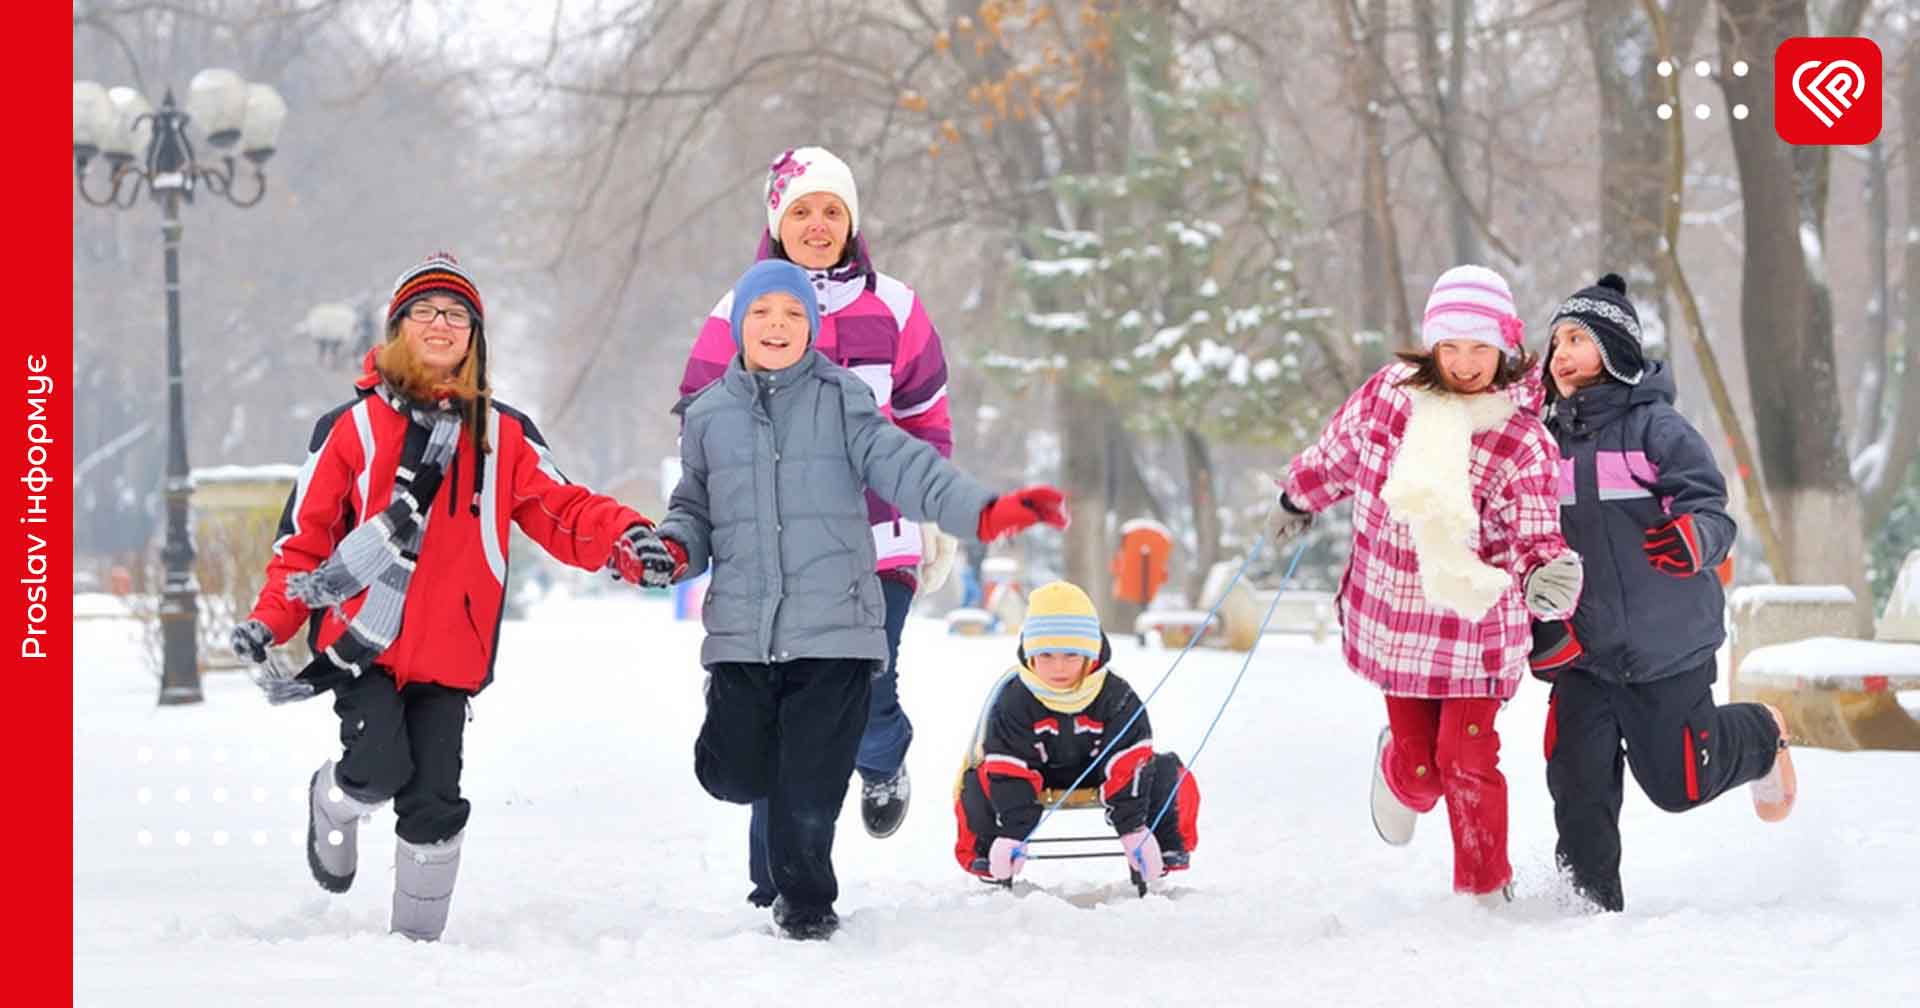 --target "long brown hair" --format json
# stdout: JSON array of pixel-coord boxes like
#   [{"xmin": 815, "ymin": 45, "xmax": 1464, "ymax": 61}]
[
  {"xmin": 375, "ymin": 321, "xmax": 492, "ymax": 454},
  {"xmin": 1392, "ymin": 347, "xmax": 1539, "ymax": 394}
]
